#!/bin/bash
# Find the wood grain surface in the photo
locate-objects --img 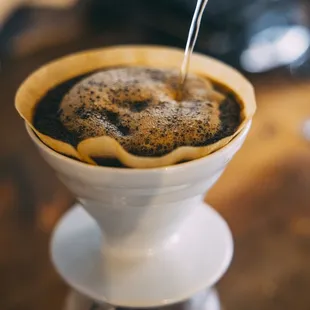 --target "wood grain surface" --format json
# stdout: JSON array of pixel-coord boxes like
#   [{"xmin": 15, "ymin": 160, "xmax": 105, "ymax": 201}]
[{"xmin": 0, "ymin": 48, "xmax": 310, "ymax": 310}]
